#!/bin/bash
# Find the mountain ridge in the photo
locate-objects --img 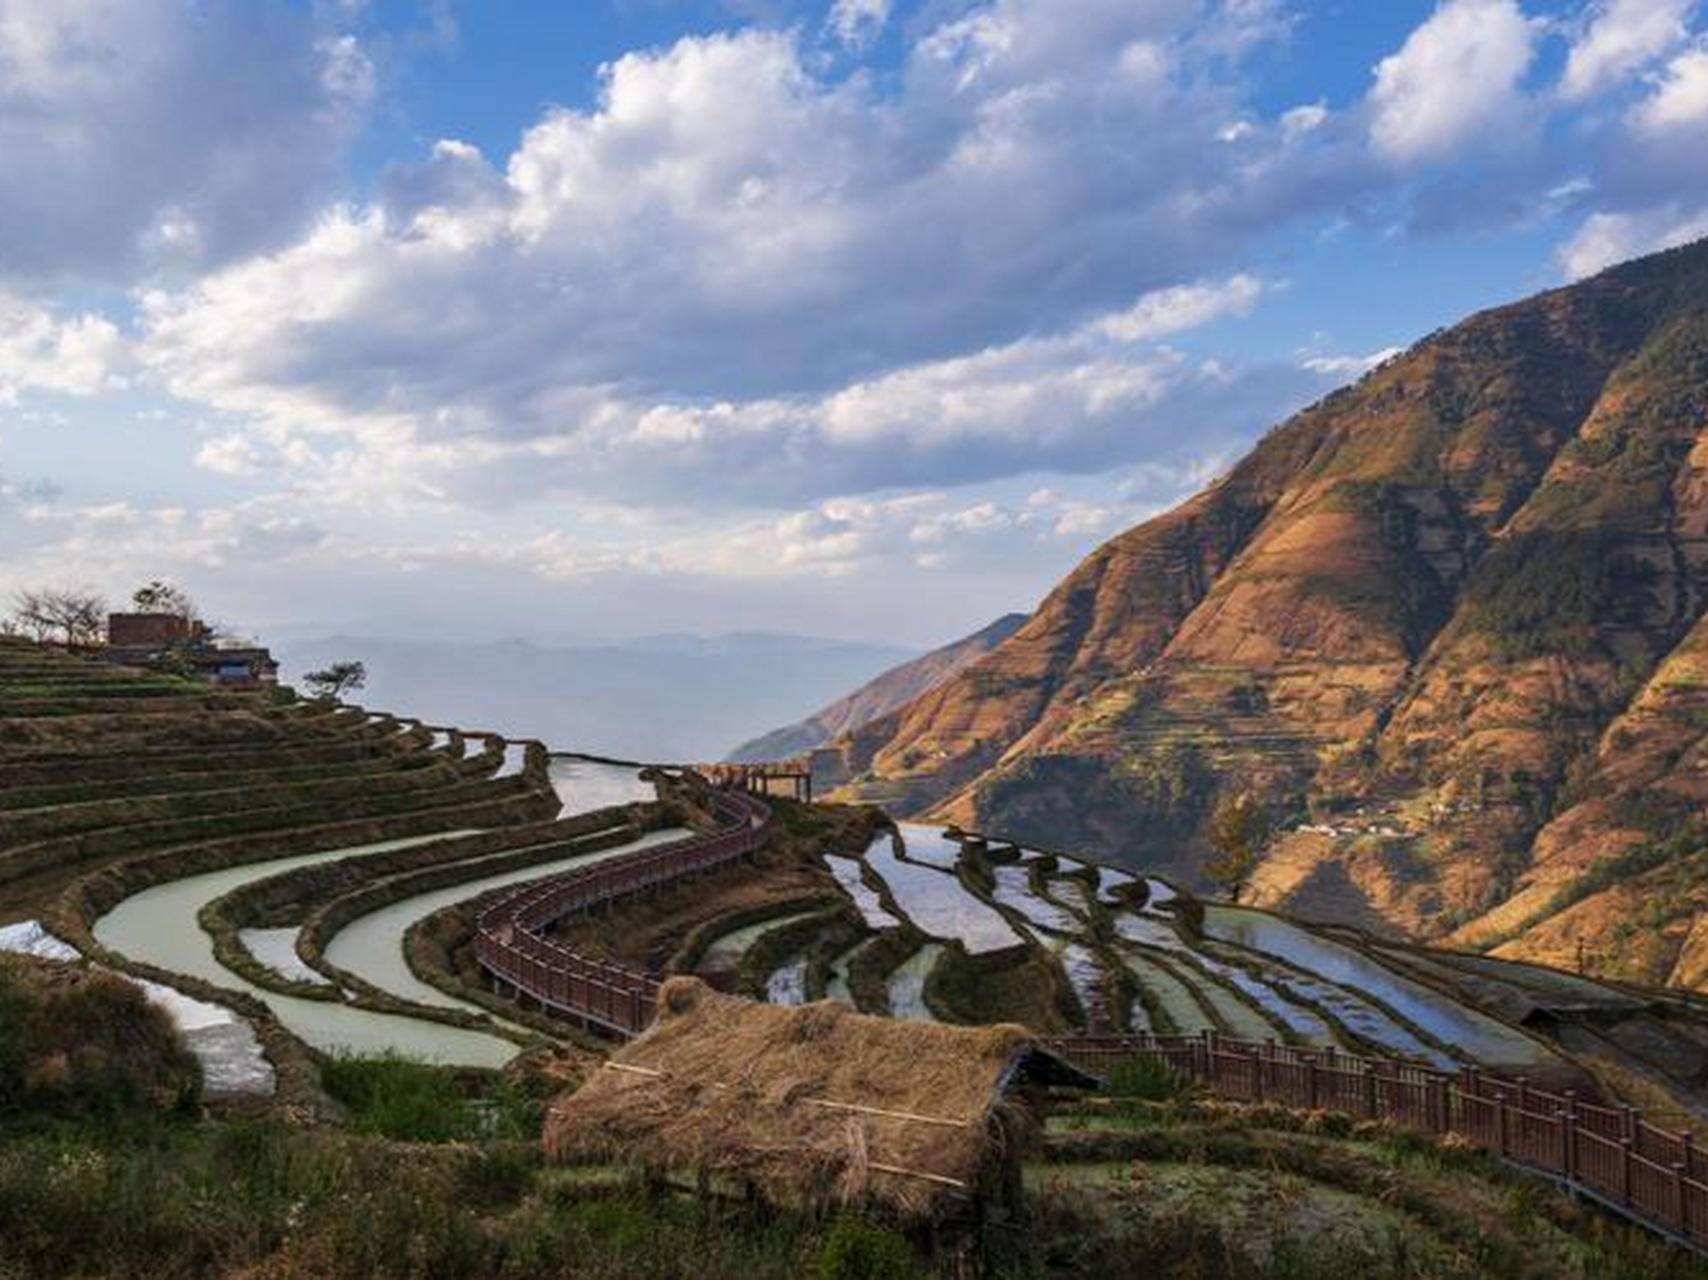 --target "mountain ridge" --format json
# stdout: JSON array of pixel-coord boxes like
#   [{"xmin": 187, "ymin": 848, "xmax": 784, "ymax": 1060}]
[
  {"xmin": 826, "ymin": 236, "xmax": 1708, "ymax": 990},
  {"xmin": 724, "ymin": 613, "xmax": 1028, "ymax": 761}
]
